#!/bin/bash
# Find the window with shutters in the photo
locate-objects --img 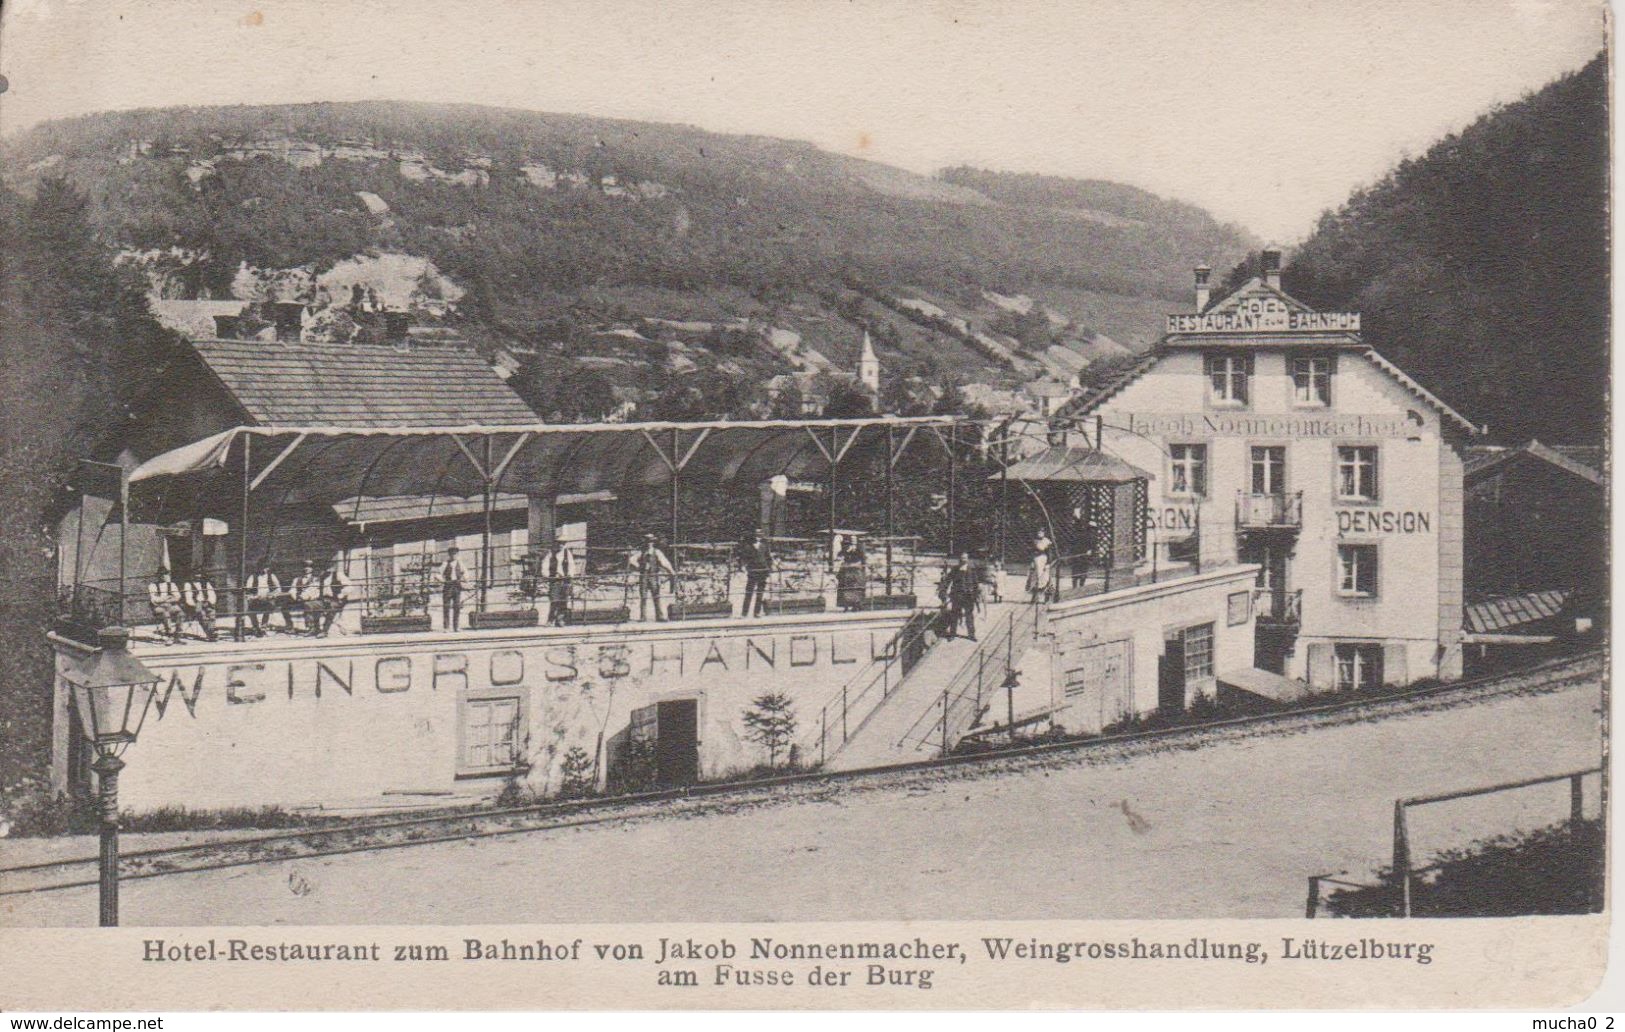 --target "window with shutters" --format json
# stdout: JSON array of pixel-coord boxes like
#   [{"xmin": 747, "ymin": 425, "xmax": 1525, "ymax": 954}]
[
  {"xmin": 1337, "ymin": 543, "xmax": 1378, "ymax": 597},
  {"xmin": 460, "ymin": 696, "xmax": 521, "ymax": 774},
  {"xmin": 1206, "ymin": 353, "xmax": 1251, "ymax": 406},
  {"xmin": 1334, "ymin": 643, "xmax": 1383, "ymax": 691},
  {"xmin": 1169, "ymin": 444, "xmax": 1207, "ymax": 498},
  {"xmin": 1291, "ymin": 355, "xmax": 1334, "ymax": 406},
  {"xmin": 1336, "ymin": 446, "xmax": 1379, "ymax": 502}
]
